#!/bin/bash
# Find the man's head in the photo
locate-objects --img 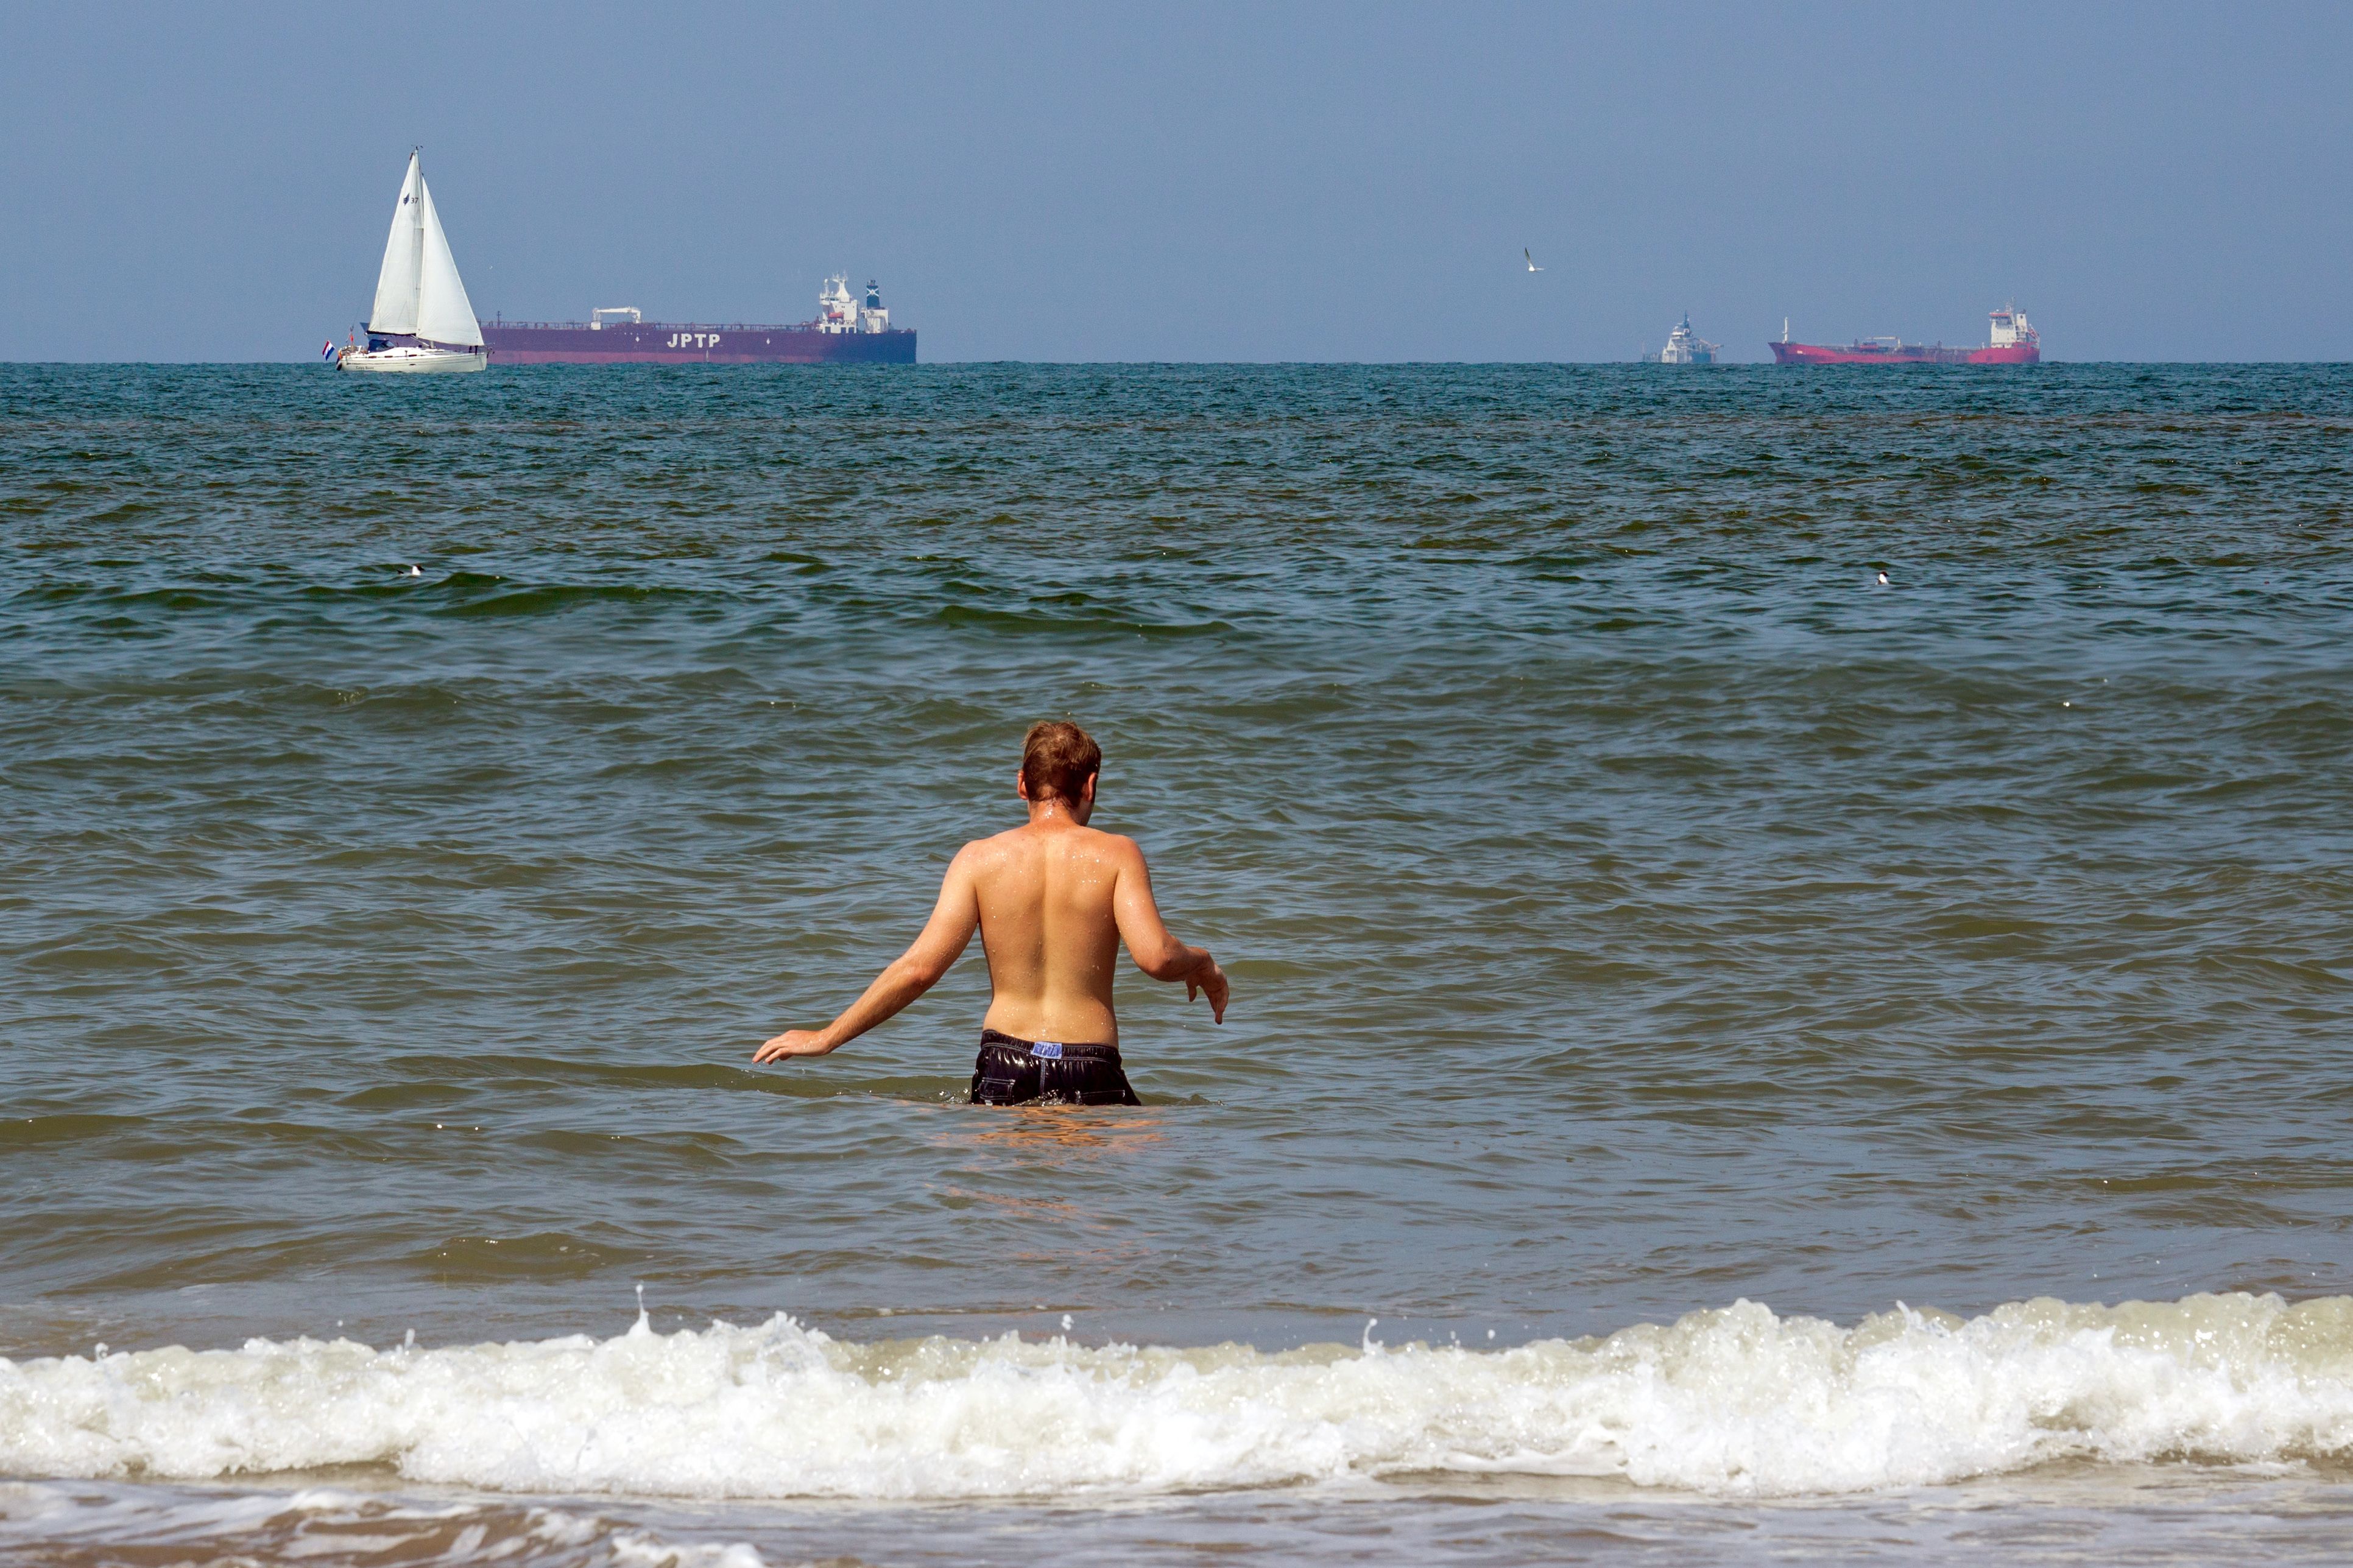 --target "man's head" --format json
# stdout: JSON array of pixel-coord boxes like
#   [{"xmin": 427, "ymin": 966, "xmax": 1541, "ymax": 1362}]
[{"xmin": 1019, "ymin": 720, "xmax": 1101, "ymax": 820}]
